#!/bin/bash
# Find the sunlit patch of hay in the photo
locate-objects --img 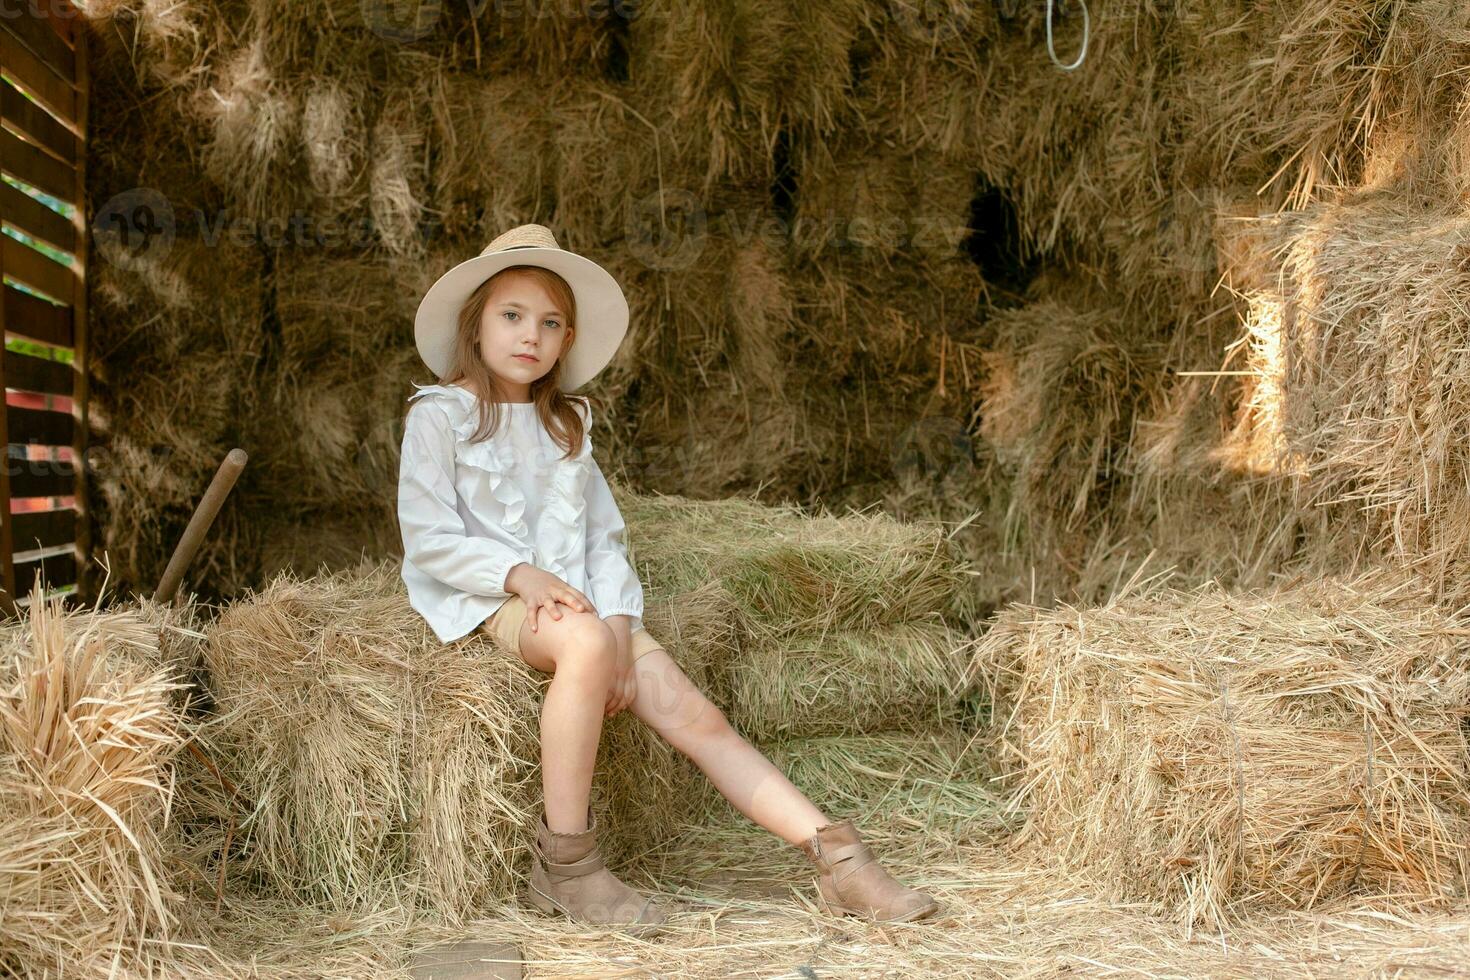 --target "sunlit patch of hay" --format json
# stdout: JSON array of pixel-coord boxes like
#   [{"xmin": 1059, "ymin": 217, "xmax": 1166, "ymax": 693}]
[
  {"xmin": 302, "ymin": 79, "xmax": 366, "ymax": 203},
  {"xmin": 1217, "ymin": 198, "xmax": 1470, "ymax": 600},
  {"xmin": 198, "ymin": 38, "xmax": 299, "ymax": 225},
  {"xmin": 369, "ymin": 90, "xmax": 427, "ymax": 258},
  {"xmin": 1215, "ymin": 292, "xmax": 1307, "ymax": 477}
]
